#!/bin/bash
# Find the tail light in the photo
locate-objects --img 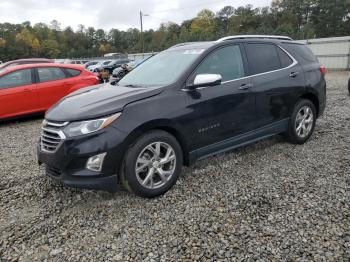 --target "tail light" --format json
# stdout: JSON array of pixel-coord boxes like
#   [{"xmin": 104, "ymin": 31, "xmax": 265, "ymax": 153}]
[{"xmin": 320, "ymin": 65, "xmax": 327, "ymax": 75}]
